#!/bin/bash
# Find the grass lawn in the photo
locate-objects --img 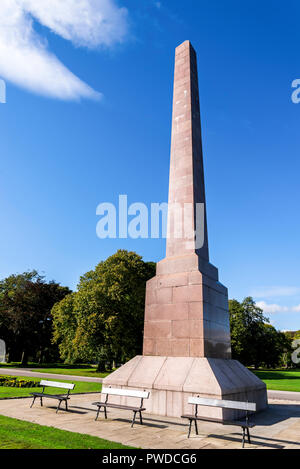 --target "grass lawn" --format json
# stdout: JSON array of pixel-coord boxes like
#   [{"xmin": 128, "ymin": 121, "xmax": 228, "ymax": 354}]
[
  {"xmin": 0, "ymin": 362, "xmax": 110, "ymax": 379},
  {"xmin": 0, "ymin": 414, "xmax": 134, "ymax": 449},
  {"xmin": 0, "ymin": 376, "xmax": 101, "ymax": 399},
  {"xmin": 253, "ymin": 369, "xmax": 300, "ymax": 392},
  {"xmin": 32, "ymin": 367, "xmax": 110, "ymax": 379}
]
